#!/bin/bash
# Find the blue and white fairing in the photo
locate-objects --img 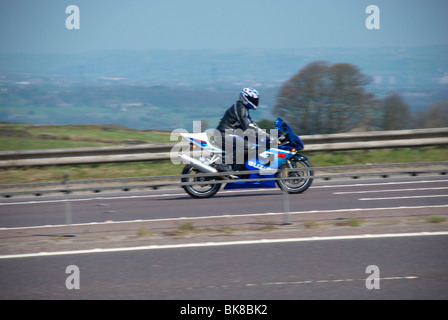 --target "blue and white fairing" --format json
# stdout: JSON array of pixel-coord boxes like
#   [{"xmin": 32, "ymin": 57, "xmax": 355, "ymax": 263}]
[
  {"xmin": 181, "ymin": 132, "xmax": 222, "ymax": 153},
  {"xmin": 225, "ymin": 117, "xmax": 307, "ymax": 189}
]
